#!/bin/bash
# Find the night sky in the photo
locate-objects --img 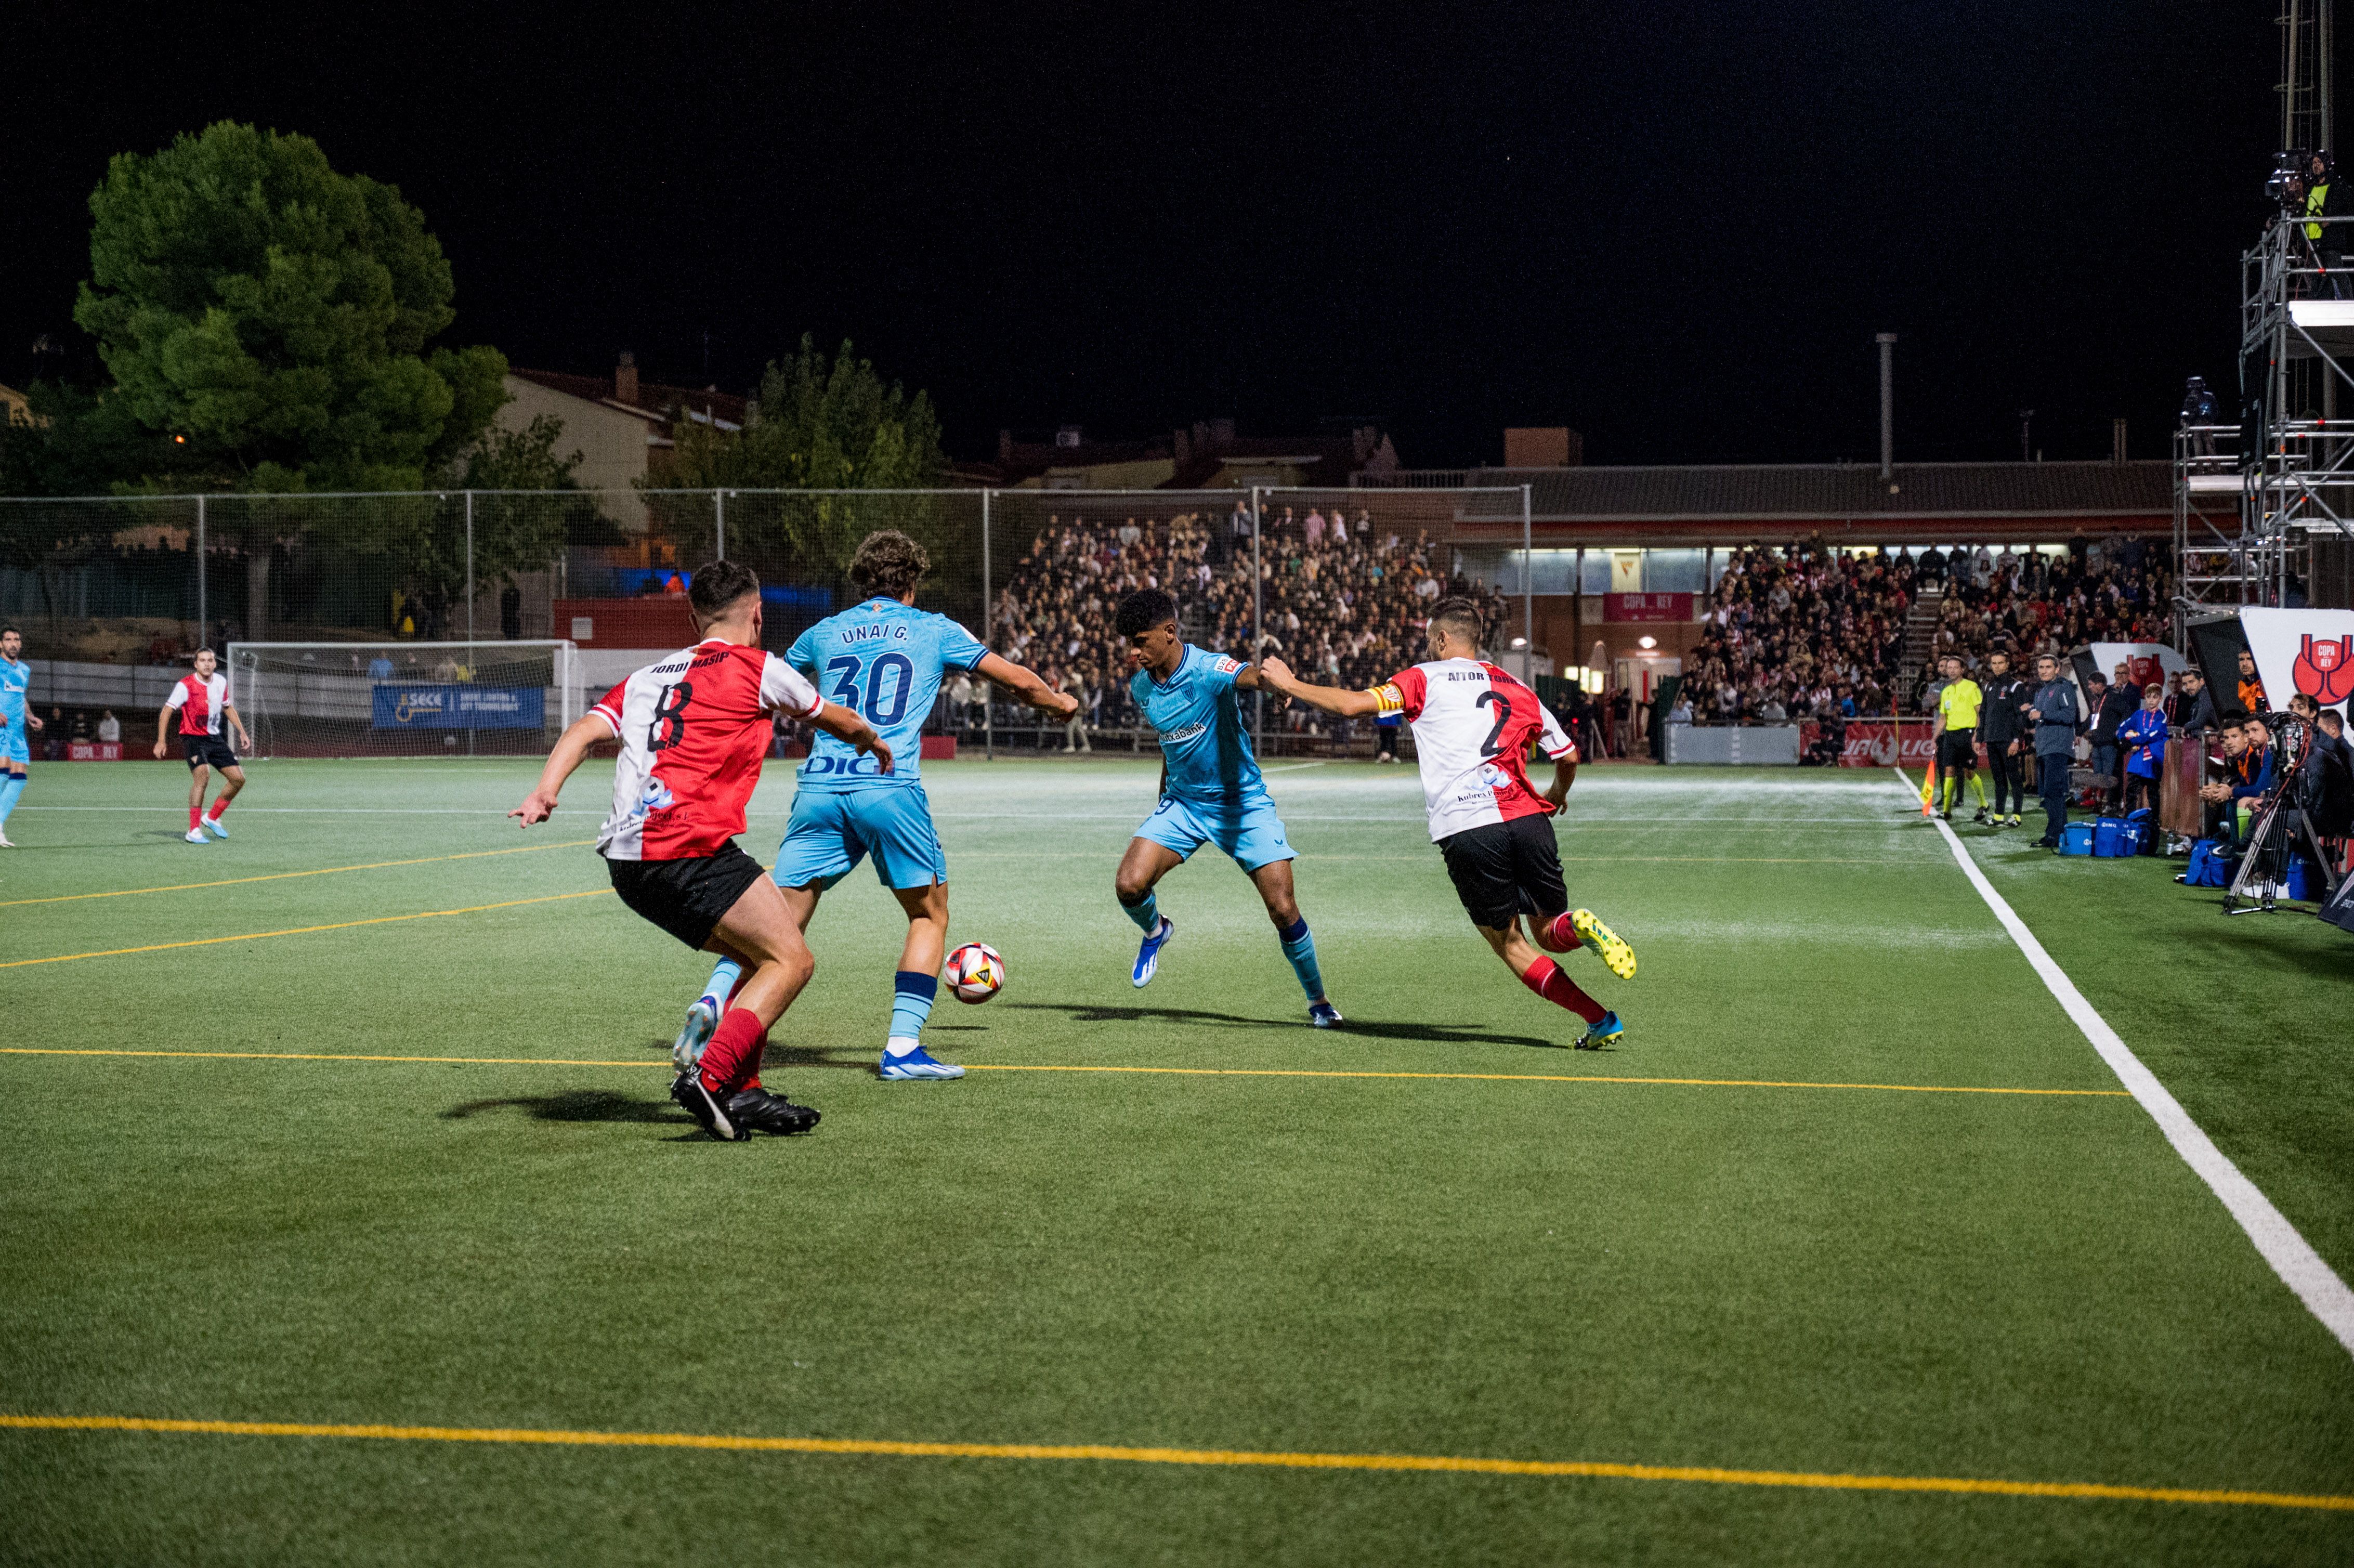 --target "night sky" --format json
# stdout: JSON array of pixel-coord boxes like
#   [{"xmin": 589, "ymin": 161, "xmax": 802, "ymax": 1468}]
[{"xmin": 6, "ymin": 3, "xmax": 2312, "ymax": 468}]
